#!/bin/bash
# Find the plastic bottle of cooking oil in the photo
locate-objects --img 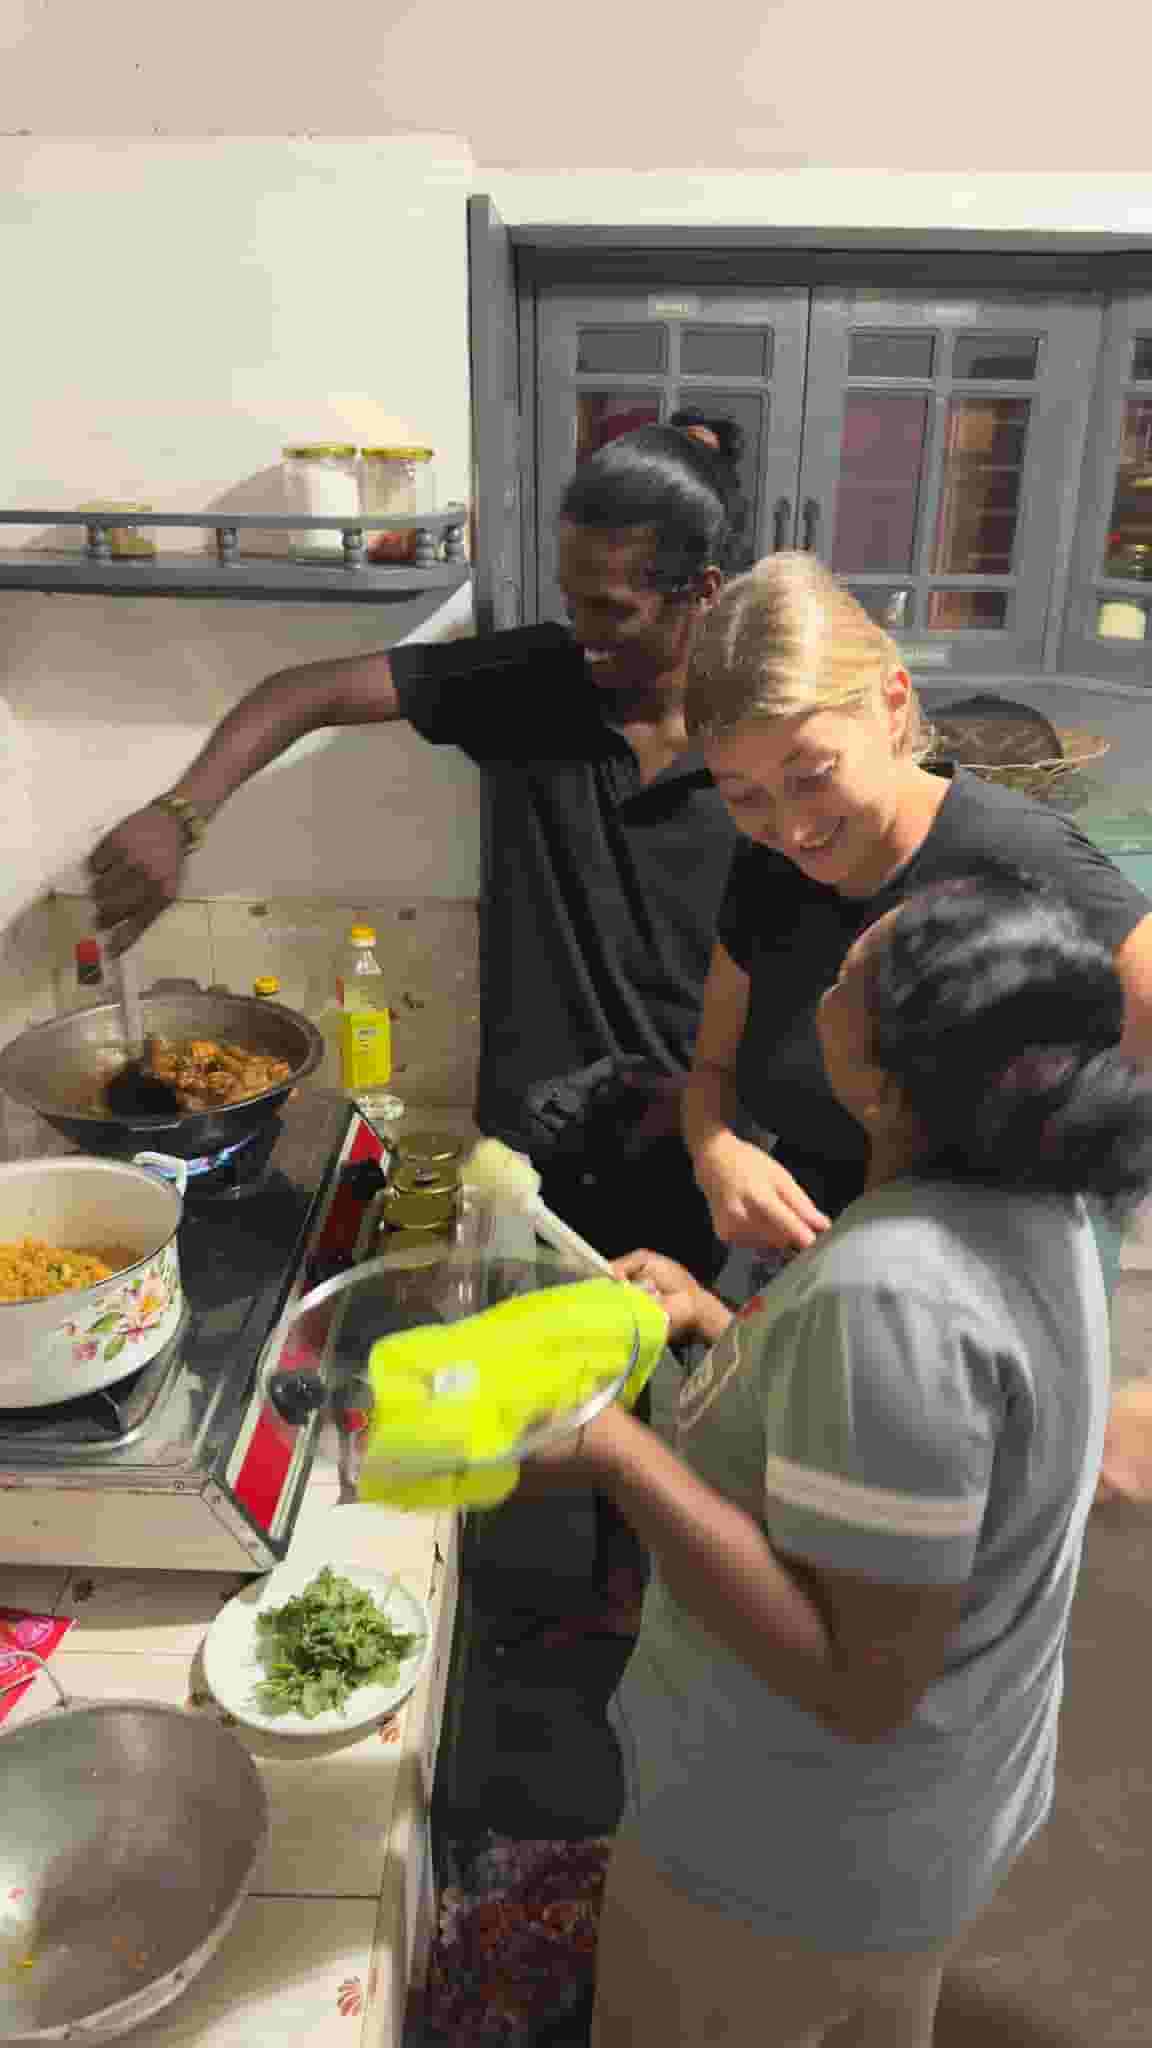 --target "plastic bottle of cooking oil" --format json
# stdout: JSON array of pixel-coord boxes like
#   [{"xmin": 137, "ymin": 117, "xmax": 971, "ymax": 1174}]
[{"xmin": 337, "ymin": 925, "xmax": 403, "ymax": 1127}]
